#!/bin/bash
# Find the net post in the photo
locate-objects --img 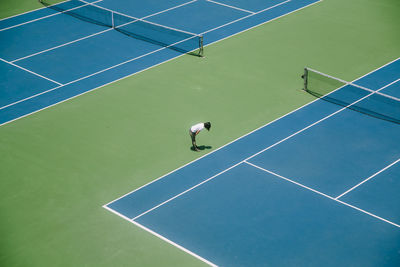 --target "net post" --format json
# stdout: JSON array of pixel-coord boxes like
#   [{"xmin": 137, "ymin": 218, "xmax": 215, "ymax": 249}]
[
  {"xmin": 199, "ymin": 36, "xmax": 204, "ymax": 57},
  {"xmin": 302, "ymin": 67, "xmax": 308, "ymax": 91}
]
